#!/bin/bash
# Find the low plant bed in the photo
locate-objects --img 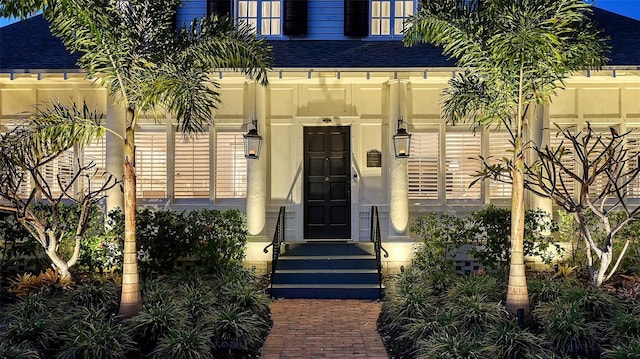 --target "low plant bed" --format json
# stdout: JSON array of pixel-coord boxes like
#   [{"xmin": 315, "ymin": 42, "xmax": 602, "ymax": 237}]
[
  {"xmin": 0, "ymin": 267, "xmax": 271, "ymax": 359},
  {"xmin": 378, "ymin": 267, "xmax": 640, "ymax": 359}
]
